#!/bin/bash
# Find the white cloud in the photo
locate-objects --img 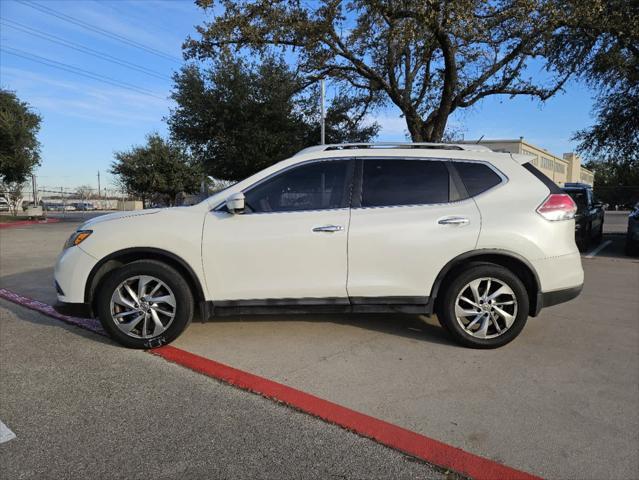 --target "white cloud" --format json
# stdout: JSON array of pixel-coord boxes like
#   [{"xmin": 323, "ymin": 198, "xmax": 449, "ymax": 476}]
[{"xmin": 1, "ymin": 67, "xmax": 170, "ymax": 126}]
